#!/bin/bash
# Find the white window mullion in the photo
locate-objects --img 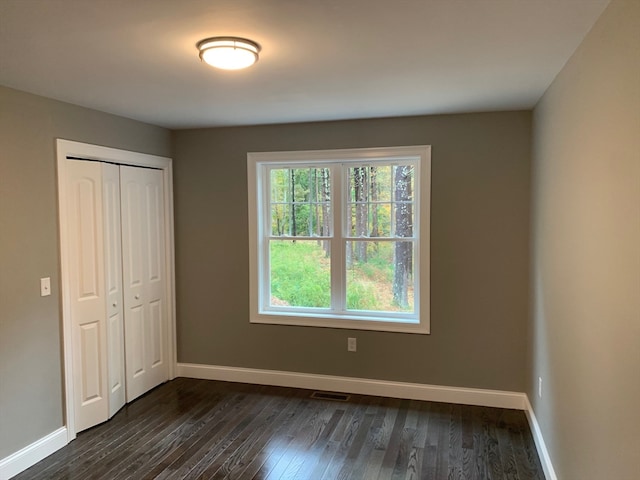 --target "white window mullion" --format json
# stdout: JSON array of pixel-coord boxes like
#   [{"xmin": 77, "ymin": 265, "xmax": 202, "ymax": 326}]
[
  {"xmin": 331, "ymin": 164, "xmax": 345, "ymax": 312},
  {"xmin": 262, "ymin": 165, "xmax": 273, "ymax": 310},
  {"xmin": 390, "ymin": 165, "xmax": 396, "ymax": 236}
]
